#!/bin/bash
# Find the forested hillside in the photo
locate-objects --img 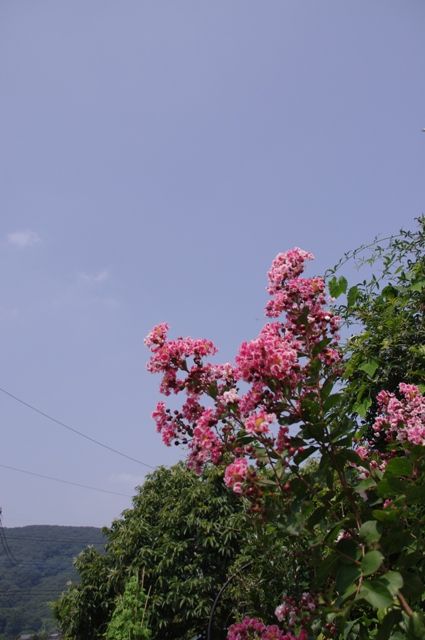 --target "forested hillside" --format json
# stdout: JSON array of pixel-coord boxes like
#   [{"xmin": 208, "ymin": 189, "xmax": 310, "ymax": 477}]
[{"xmin": 0, "ymin": 525, "xmax": 104, "ymax": 639}]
